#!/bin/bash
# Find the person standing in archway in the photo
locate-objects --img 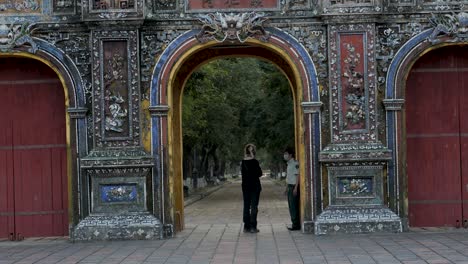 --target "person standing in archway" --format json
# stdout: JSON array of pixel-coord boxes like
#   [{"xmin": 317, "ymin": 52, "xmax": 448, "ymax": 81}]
[
  {"xmin": 241, "ymin": 143, "xmax": 263, "ymax": 233},
  {"xmin": 284, "ymin": 147, "xmax": 300, "ymax": 231}
]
